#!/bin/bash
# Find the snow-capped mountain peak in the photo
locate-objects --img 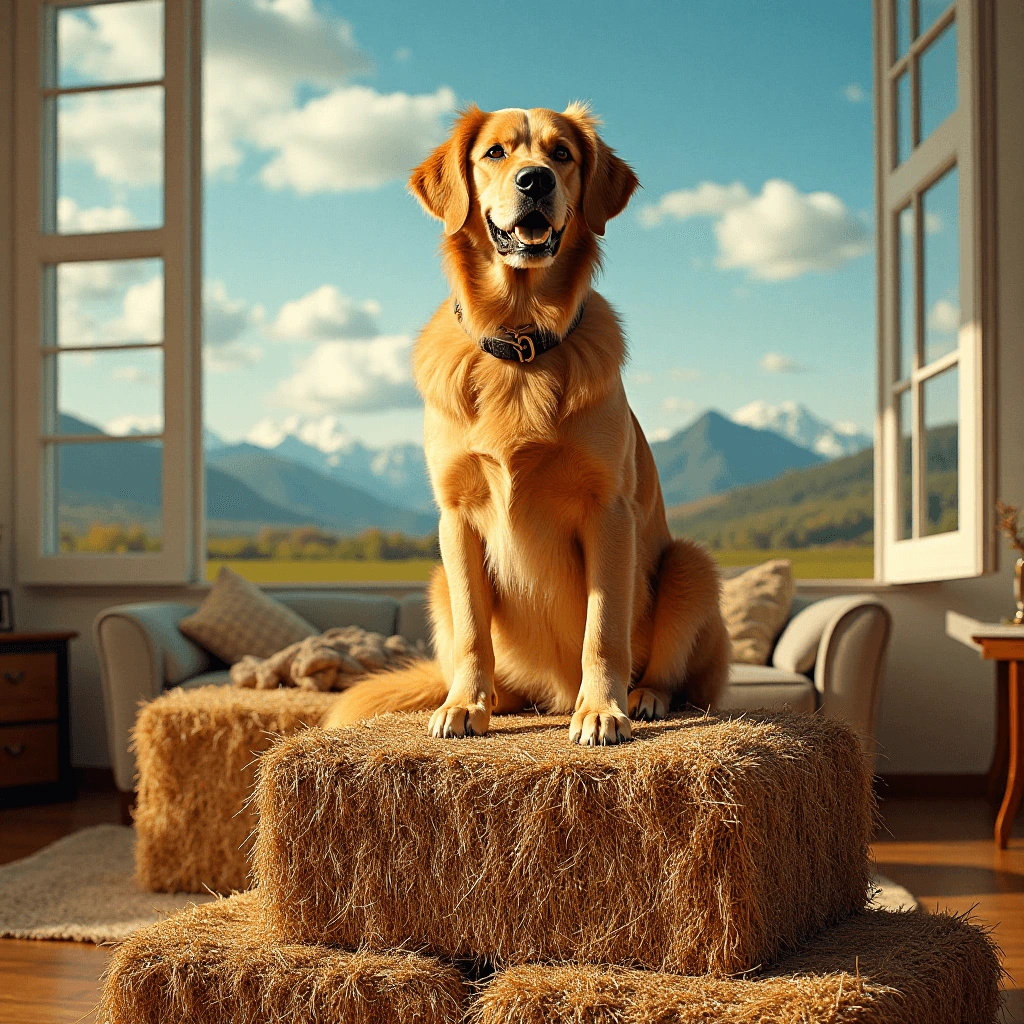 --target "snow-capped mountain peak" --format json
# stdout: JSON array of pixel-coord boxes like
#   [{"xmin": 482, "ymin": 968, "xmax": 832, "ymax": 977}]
[{"xmin": 731, "ymin": 400, "xmax": 871, "ymax": 459}]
